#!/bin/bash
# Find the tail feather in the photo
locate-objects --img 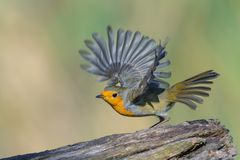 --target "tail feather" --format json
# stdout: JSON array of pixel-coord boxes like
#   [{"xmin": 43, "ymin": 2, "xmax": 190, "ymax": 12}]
[
  {"xmin": 182, "ymin": 86, "xmax": 211, "ymax": 91},
  {"xmin": 184, "ymin": 70, "xmax": 218, "ymax": 83},
  {"xmin": 166, "ymin": 70, "xmax": 219, "ymax": 110},
  {"xmin": 180, "ymin": 90, "xmax": 209, "ymax": 97}
]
